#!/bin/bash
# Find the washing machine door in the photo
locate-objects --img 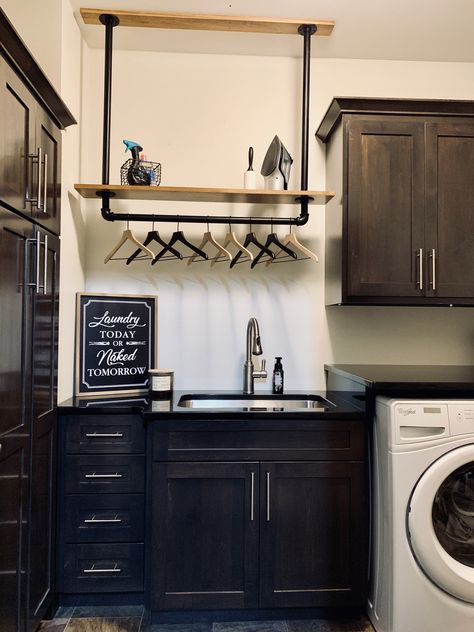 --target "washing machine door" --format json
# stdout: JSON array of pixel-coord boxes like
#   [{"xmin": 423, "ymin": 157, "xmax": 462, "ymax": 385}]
[{"xmin": 408, "ymin": 444, "xmax": 474, "ymax": 603}]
